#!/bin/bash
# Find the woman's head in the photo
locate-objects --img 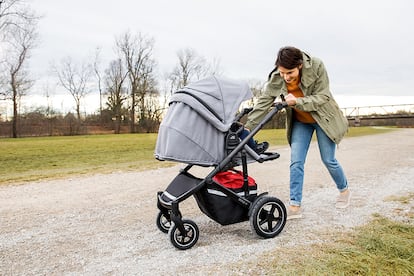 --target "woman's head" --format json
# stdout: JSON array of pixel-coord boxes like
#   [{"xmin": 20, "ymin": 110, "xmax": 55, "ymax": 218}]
[
  {"xmin": 275, "ymin": 46, "xmax": 303, "ymax": 69},
  {"xmin": 275, "ymin": 46, "xmax": 303, "ymax": 84}
]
